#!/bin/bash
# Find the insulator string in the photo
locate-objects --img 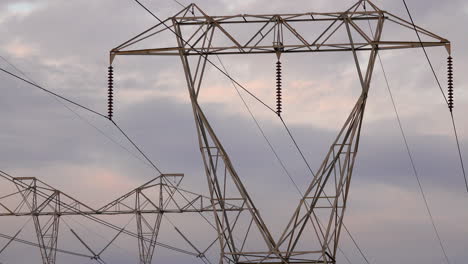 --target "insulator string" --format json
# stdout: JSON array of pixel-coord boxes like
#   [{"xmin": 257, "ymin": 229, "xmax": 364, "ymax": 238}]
[
  {"xmin": 276, "ymin": 60, "xmax": 282, "ymax": 116},
  {"xmin": 447, "ymin": 56, "xmax": 453, "ymax": 112},
  {"xmin": 108, "ymin": 66, "xmax": 114, "ymax": 120}
]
